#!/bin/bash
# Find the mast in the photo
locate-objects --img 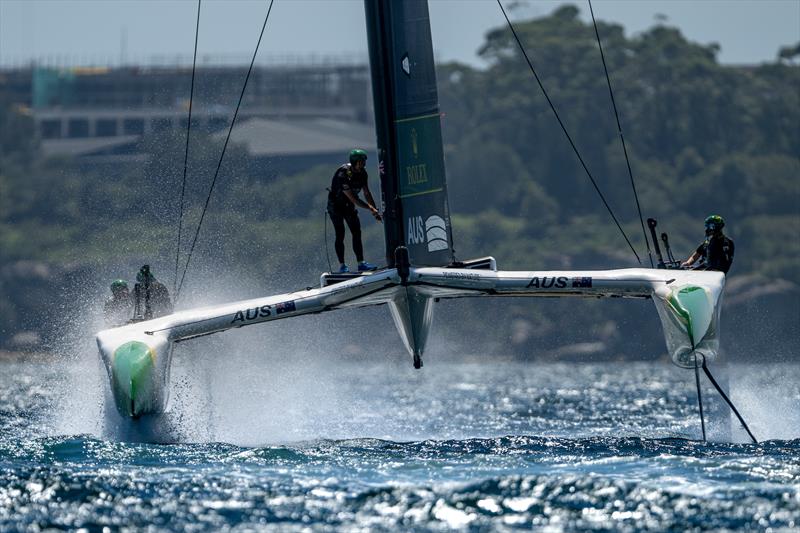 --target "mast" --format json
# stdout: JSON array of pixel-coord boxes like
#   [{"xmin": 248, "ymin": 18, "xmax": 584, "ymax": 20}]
[{"xmin": 364, "ymin": 0, "xmax": 455, "ymax": 267}]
